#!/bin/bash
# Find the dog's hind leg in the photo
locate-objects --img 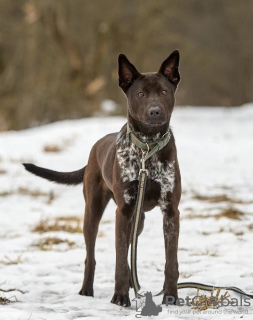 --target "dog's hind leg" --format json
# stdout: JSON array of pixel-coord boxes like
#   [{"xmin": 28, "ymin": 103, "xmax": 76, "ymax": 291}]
[{"xmin": 79, "ymin": 177, "xmax": 112, "ymax": 297}]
